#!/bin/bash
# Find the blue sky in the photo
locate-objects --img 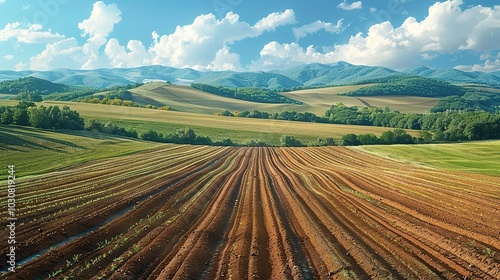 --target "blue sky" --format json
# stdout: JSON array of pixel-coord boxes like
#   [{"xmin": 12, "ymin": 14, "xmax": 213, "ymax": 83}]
[{"xmin": 0, "ymin": 0, "xmax": 498, "ymax": 72}]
